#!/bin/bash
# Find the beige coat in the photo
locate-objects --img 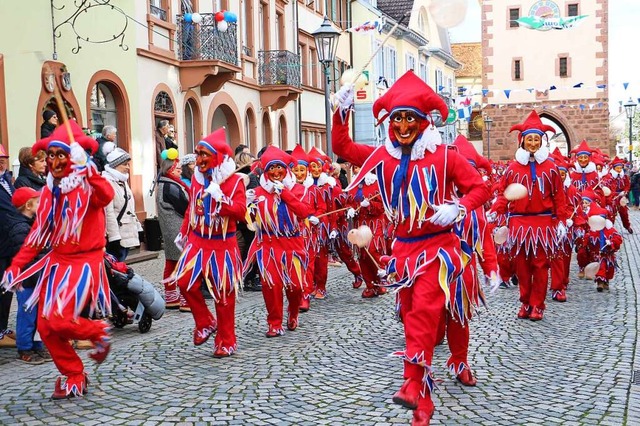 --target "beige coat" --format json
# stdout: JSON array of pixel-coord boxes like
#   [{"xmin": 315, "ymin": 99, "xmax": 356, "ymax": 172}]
[{"xmin": 103, "ymin": 169, "xmax": 142, "ymax": 248}]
